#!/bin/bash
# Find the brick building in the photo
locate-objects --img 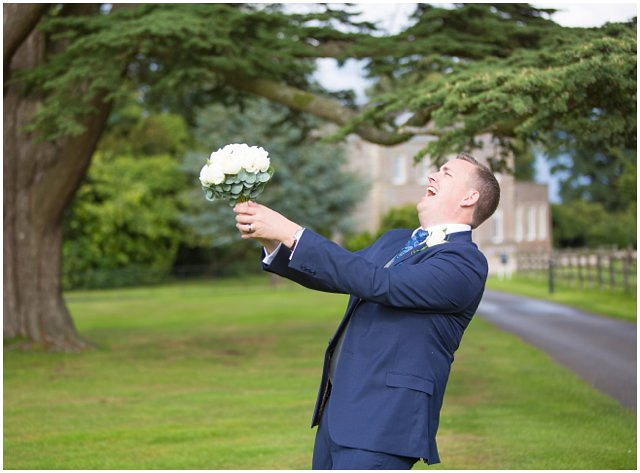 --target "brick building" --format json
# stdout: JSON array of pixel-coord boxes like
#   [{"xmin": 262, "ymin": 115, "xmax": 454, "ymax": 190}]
[{"xmin": 345, "ymin": 135, "xmax": 552, "ymax": 276}]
